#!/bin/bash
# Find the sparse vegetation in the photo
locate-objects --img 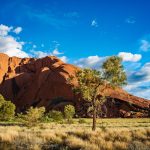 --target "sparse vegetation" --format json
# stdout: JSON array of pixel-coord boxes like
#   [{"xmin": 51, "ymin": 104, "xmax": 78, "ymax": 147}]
[
  {"xmin": 0, "ymin": 118, "xmax": 149, "ymax": 150},
  {"xmin": 78, "ymin": 118, "xmax": 86, "ymax": 124},
  {"xmin": 22, "ymin": 106, "xmax": 45, "ymax": 127},
  {"xmin": 64, "ymin": 105, "xmax": 75, "ymax": 123},
  {"xmin": 47, "ymin": 110, "xmax": 63, "ymax": 122},
  {"xmin": 0, "ymin": 94, "xmax": 16, "ymax": 121},
  {"xmin": 0, "ymin": 96, "xmax": 149, "ymax": 150}
]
